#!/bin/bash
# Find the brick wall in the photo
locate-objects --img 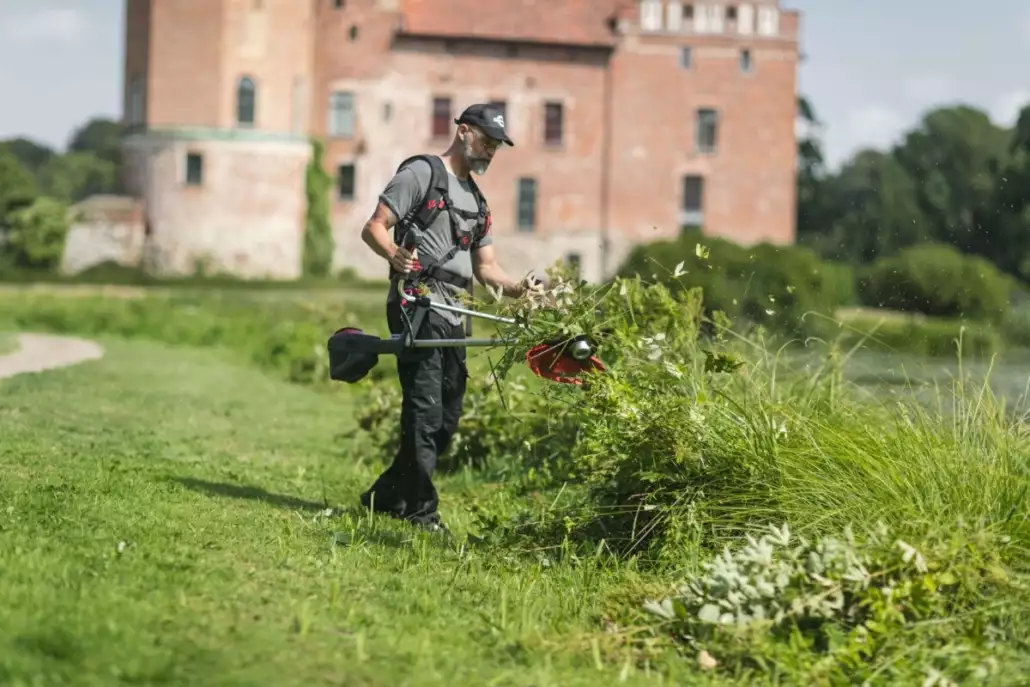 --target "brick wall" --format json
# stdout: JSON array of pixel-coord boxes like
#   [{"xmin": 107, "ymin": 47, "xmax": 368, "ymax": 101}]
[{"xmin": 116, "ymin": 0, "xmax": 800, "ymax": 283}]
